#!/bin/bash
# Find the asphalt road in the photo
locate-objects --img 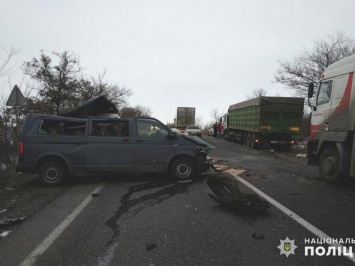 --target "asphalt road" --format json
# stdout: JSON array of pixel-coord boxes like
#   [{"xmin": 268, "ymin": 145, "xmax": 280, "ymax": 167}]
[{"xmin": 1, "ymin": 135, "xmax": 355, "ymax": 266}]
